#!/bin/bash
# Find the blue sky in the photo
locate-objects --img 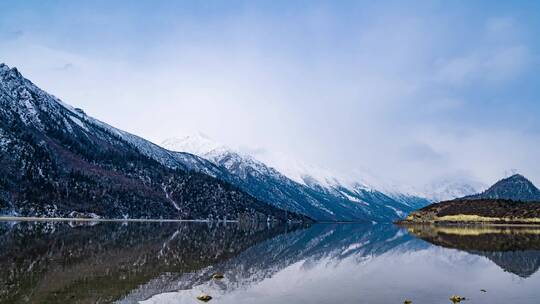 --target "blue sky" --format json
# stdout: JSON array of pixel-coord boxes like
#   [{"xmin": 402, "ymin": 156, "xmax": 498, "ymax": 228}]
[{"xmin": 1, "ymin": 1, "xmax": 539, "ymax": 187}]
